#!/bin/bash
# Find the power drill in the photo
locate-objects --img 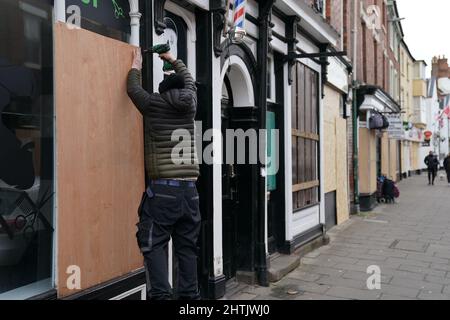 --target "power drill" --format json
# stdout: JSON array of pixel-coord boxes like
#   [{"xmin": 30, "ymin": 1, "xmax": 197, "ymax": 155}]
[{"xmin": 142, "ymin": 42, "xmax": 174, "ymax": 72}]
